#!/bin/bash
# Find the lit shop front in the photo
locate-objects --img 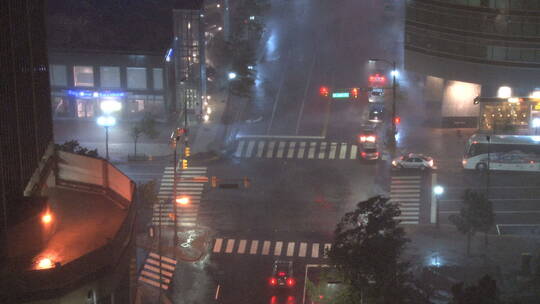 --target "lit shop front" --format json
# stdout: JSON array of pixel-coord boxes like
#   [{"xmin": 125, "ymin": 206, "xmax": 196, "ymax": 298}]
[{"xmin": 477, "ymin": 97, "xmax": 540, "ymax": 134}]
